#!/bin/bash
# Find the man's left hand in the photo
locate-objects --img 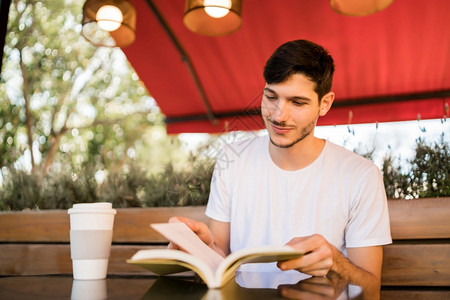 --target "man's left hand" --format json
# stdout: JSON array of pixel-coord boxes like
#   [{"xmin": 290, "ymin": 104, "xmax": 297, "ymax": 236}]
[{"xmin": 277, "ymin": 234, "xmax": 339, "ymax": 276}]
